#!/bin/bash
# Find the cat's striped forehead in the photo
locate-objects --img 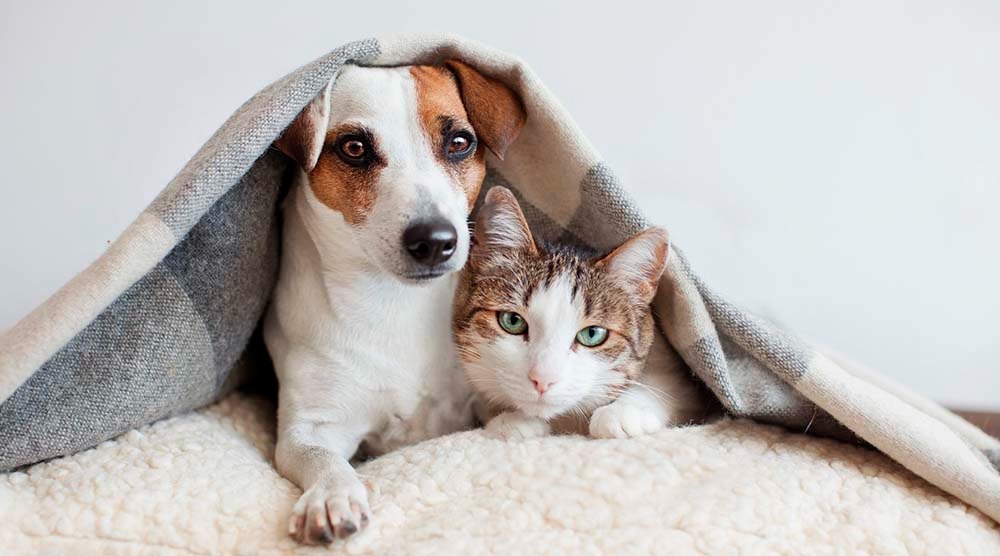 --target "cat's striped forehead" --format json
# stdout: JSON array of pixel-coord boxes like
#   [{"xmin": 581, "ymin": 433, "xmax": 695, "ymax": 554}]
[
  {"xmin": 521, "ymin": 247, "xmax": 594, "ymax": 312},
  {"xmin": 462, "ymin": 241, "xmax": 650, "ymax": 354},
  {"xmin": 469, "ymin": 244, "xmax": 593, "ymax": 311}
]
